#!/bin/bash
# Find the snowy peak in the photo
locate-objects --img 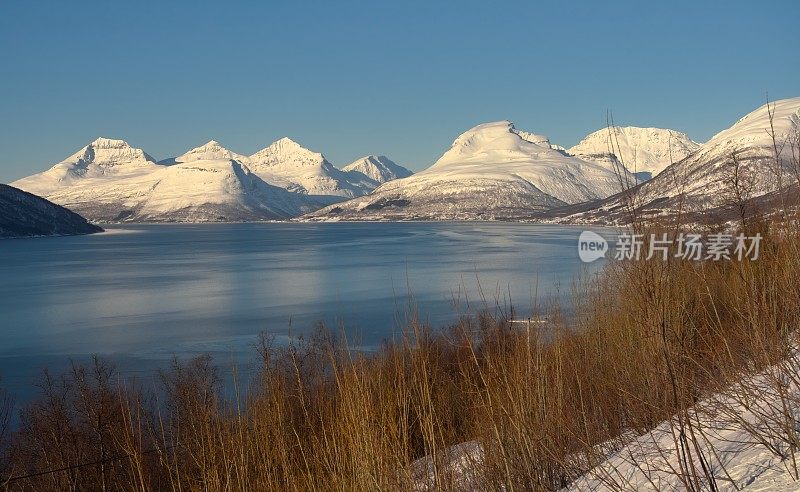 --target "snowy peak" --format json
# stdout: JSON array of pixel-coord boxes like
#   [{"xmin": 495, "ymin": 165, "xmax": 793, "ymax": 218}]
[
  {"xmin": 703, "ymin": 97, "xmax": 800, "ymax": 152},
  {"xmin": 431, "ymin": 120, "xmax": 570, "ymax": 170},
  {"xmin": 439, "ymin": 121, "xmax": 525, "ymax": 160},
  {"xmin": 70, "ymin": 137, "xmax": 156, "ymax": 168},
  {"xmin": 246, "ymin": 138, "xmax": 372, "ymax": 197},
  {"xmin": 186, "ymin": 139, "xmax": 229, "ymax": 155},
  {"xmin": 454, "ymin": 120, "xmax": 516, "ymax": 141},
  {"xmin": 90, "ymin": 137, "xmax": 131, "ymax": 148},
  {"xmin": 10, "ymin": 136, "xmax": 160, "ymax": 197},
  {"xmin": 568, "ymin": 126, "xmax": 700, "ymax": 178},
  {"xmin": 271, "ymin": 136, "xmax": 303, "ymax": 151},
  {"xmin": 251, "ymin": 137, "xmax": 318, "ymax": 161},
  {"xmin": 342, "ymin": 155, "xmax": 413, "ymax": 184},
  {"xmin": 249, "ymin": 137, "xmax": 328, "ymax": 170},
  {"xmin": 160, "ymin": 139, "xmax": 248, "ymax": 165}
]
